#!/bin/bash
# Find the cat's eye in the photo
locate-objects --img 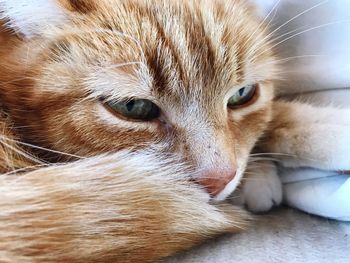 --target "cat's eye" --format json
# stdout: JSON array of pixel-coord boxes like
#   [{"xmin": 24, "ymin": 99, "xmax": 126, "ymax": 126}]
[
  {"xmin": 104, "ymin": 99, "xmax": 160, "ymax": 121},
  {"xmin": 227, "ymin": 84, "xmax": 258, "ymax": 108}
]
